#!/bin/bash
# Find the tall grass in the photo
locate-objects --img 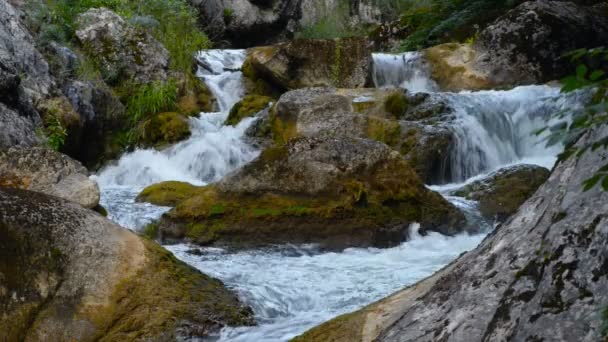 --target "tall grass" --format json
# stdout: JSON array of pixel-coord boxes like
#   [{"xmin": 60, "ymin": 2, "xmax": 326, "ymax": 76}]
[{"xmin": 125, "ymin": 79, "xmax": 179, "ymax": 123}]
